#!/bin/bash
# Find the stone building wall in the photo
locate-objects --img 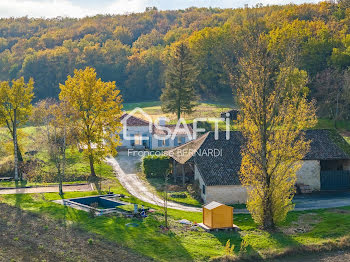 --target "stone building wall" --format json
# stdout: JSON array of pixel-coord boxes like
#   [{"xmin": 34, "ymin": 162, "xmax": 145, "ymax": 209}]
[{"xmin": 296, "ymin": 160, "xmax": 321, "ymax": 190}]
